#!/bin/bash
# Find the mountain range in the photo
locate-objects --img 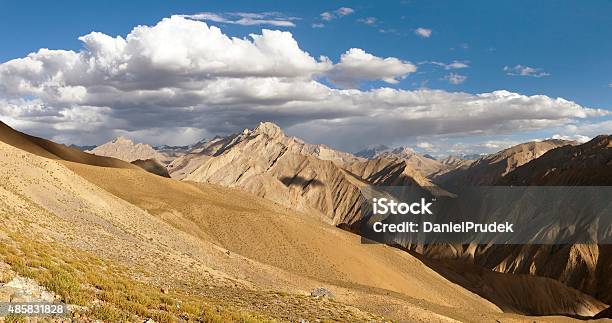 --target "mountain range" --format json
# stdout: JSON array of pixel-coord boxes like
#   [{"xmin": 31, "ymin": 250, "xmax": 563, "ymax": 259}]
[{"xmin": 1, "ymin": 119, "xmax": 611, "ymax": 321}]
